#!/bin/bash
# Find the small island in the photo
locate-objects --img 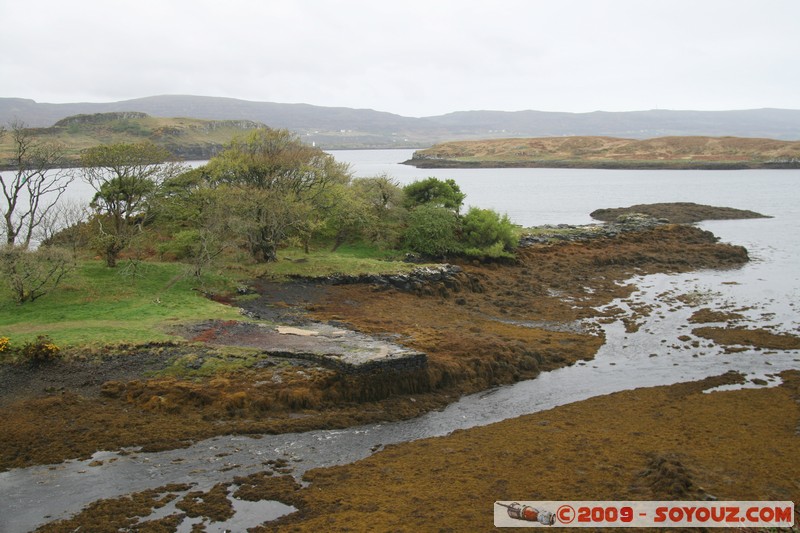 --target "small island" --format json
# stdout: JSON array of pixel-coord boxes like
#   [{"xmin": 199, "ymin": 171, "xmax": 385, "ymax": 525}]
[
  {"xmin": 590, "ymin": 202, "xmax": 771, "ymax": 224},
  {"xmin": 405, "ymin": 136, "xmax": 800, "ymax": 169}
]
